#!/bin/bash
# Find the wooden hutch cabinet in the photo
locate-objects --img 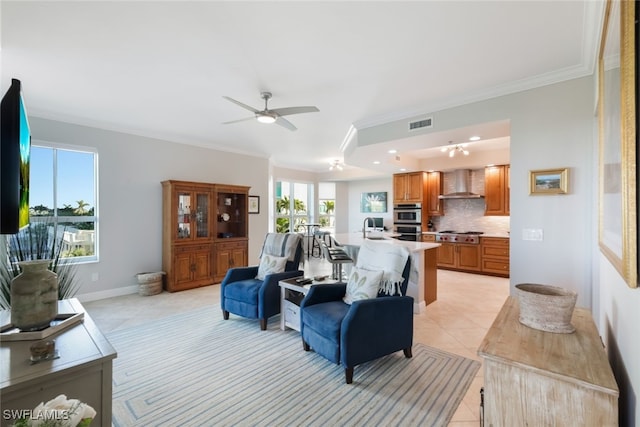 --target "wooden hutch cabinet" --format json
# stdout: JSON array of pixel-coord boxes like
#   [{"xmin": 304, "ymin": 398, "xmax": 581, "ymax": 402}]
[
  {"xmin": 213, "ymin": 185, "xmax": 249, "ymax": 282},
  {"xmin": 484, "ymin": 164, "xmax": 510, "ymax": 216},
  {"xmin": 162, "ymin": 180, "xmax": 249, "ymax": 292}
]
